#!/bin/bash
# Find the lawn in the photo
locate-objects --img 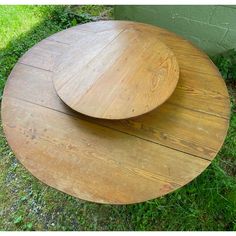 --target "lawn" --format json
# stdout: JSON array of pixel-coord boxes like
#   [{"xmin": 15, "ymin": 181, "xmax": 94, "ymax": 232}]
[{"xmin": 0, "ymin": 5, "xmax": 236, "ymax": 231}]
